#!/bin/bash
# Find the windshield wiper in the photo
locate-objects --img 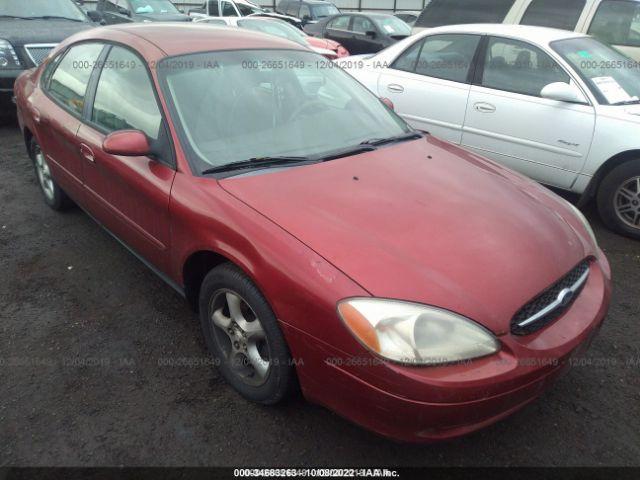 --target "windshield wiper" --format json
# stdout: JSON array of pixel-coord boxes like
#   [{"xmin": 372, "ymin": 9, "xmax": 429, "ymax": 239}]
[
  {"xmin": 31, "ymin": 15, "xmax": 84, "ymax": 22},
  {"xmin": 0, "ymin": 15, "xmax": 35, "ymax": 19},
  {"xmin": 359, "ymin": 131, "xmax": 423, "ymax": 147},
  {"xmin": 201, "ymin": 156, "xmax": 311, "ymax": 175},
  {"xmin": 612, "ymin": 99, "xmax": 640, "ymax": 106}
]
